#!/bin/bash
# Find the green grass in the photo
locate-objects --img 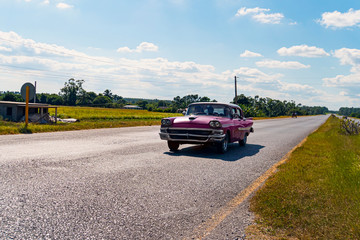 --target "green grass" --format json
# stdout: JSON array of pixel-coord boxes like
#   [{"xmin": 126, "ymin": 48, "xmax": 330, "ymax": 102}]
[
  {"xmin": 0, "ymin": 106, "xmax": 181, "ymax": 135},
  {"xmin": 248, "ymin": 115, "xmax": 360, "ymax": 239},
  {"xmin": 48, "ymin": 106, "xmax": 180, "ymax": 120},
  {"xmin": 252, "ymin": 115, "xmax": 321, "ymax": 121}
]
